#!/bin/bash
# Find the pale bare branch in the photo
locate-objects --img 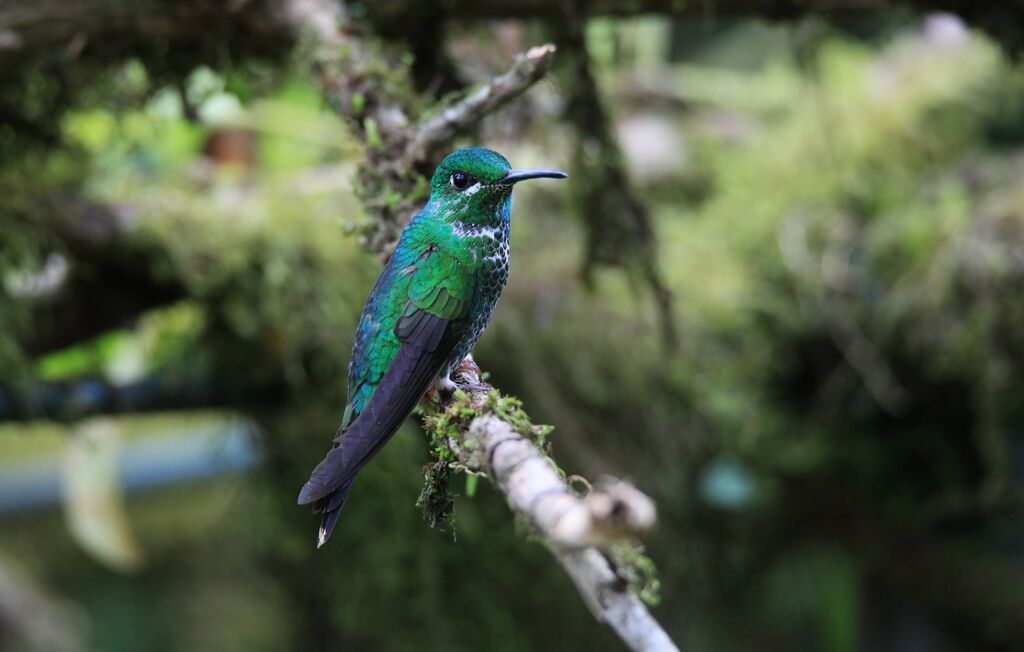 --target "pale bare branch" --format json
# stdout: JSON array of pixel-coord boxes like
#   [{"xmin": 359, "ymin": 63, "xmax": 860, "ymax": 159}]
[{"xmin": 403, "ymin": 44, "xmax": 558, "ymax": 165}]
